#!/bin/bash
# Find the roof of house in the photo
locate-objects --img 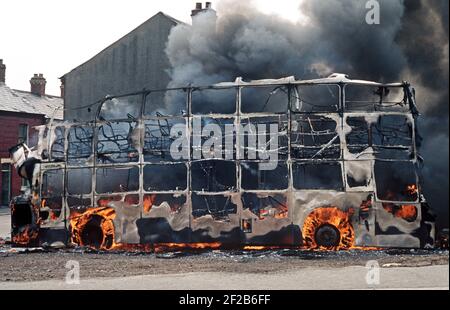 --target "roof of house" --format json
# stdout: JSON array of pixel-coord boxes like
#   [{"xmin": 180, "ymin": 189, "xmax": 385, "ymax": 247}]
[
  {"xmin": 61, "ymin": 12, "xmax": 185, "ymax": 79},
  {"xmin": 0, "ymin": 82, "xmax": 64, "ymax": 119}
]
